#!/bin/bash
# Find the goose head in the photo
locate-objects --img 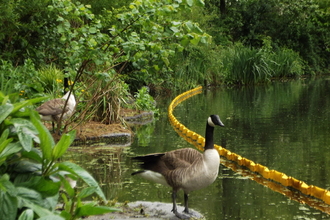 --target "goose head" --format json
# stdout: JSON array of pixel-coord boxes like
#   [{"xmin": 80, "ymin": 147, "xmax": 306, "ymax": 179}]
[
  {"xmin": 208, "ymin": 114, "xmax": 224, "ymax": 127},
  {"xmin": 204, "ymin": 114, "xmax": 224, "ymax": 150}
]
